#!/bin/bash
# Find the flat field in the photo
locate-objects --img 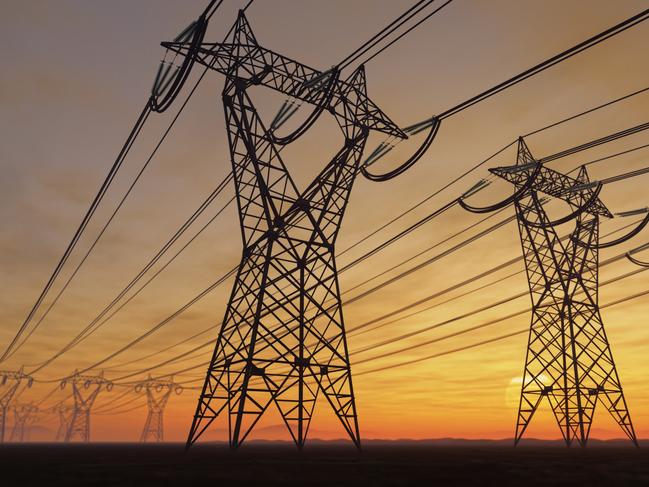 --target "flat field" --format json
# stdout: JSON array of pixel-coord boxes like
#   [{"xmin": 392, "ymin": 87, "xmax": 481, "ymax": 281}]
[{"xmin": 1, "ymin": 441, "xmax": 648, "ymax": 486}]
